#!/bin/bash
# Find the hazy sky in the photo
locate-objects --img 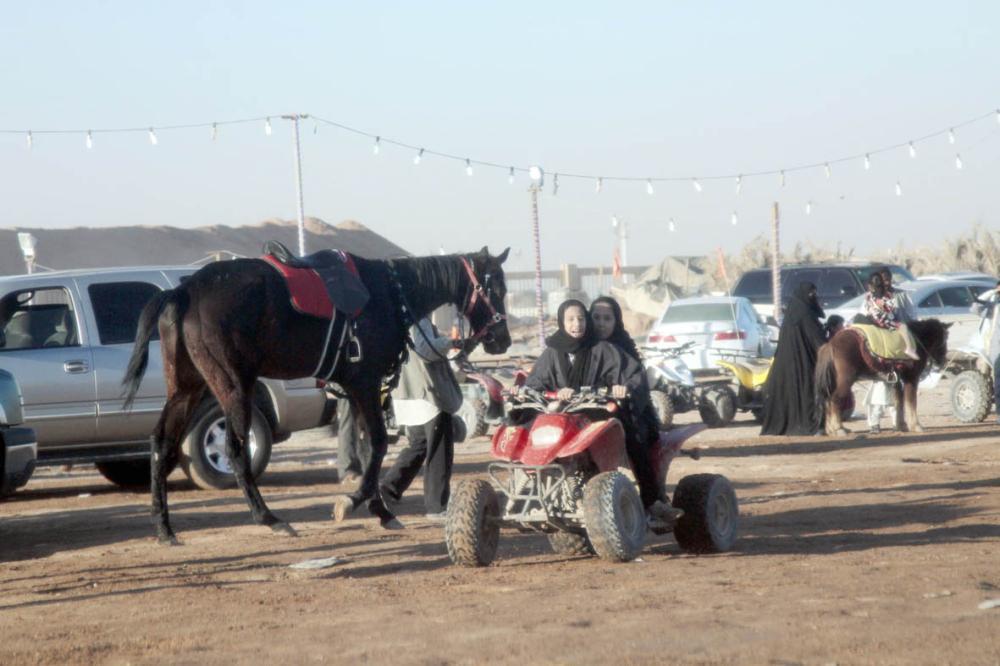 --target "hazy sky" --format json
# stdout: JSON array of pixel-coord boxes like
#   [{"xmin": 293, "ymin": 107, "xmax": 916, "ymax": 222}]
[{"xmin": 2, "ymin": 2, "xmax": 999, "ymax": 271}]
